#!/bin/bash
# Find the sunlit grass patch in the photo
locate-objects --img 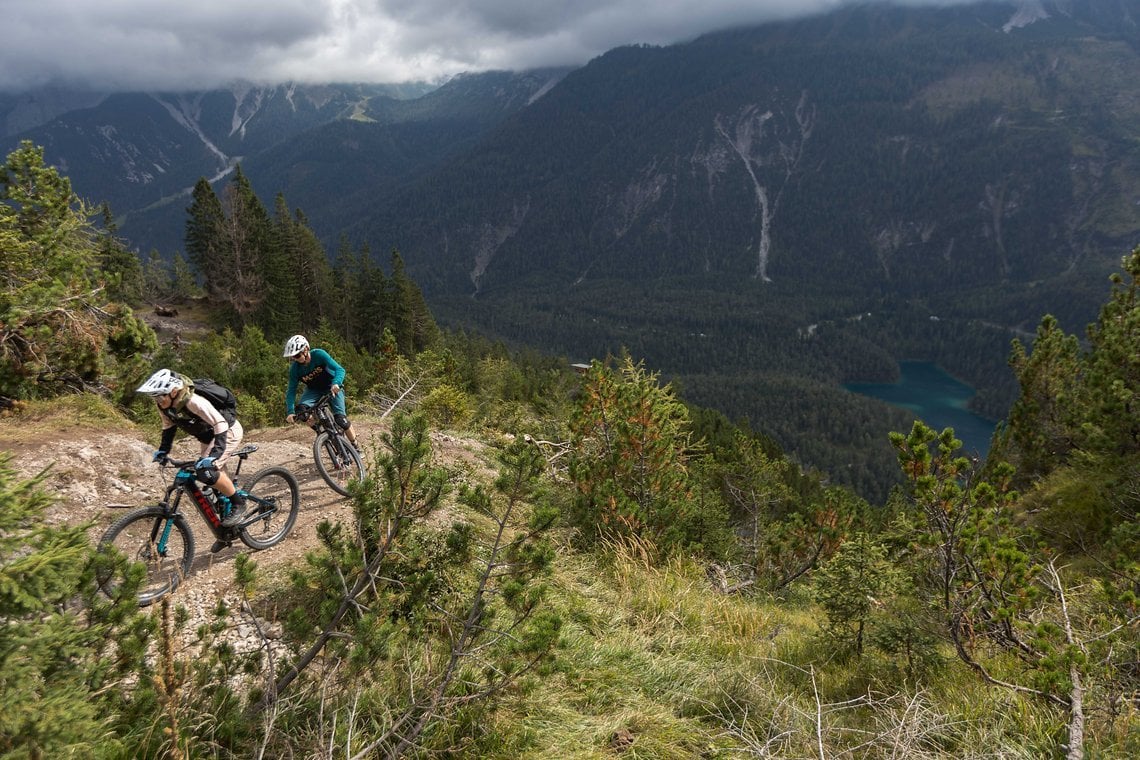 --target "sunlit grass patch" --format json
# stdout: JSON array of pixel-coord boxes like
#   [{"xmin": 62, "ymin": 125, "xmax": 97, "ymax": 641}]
[
  {"xmin": 495, "ymin": 539, "xmax": 1090, "ymax": 758},
  {"xmin": 10, "ymin": 393, "xmax": 130, "ymax": 427}
]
